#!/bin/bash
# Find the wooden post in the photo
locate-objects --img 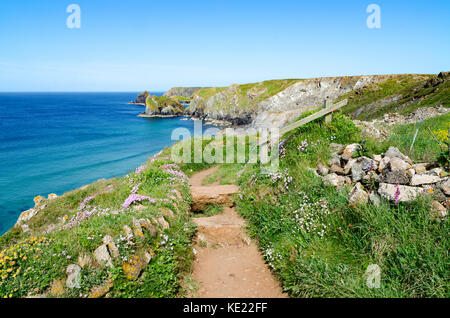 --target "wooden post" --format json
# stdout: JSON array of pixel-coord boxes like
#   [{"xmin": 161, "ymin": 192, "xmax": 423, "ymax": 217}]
[{"xmin": 324, "ymin": 99, "xmax": 332, "ymax": 123}]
